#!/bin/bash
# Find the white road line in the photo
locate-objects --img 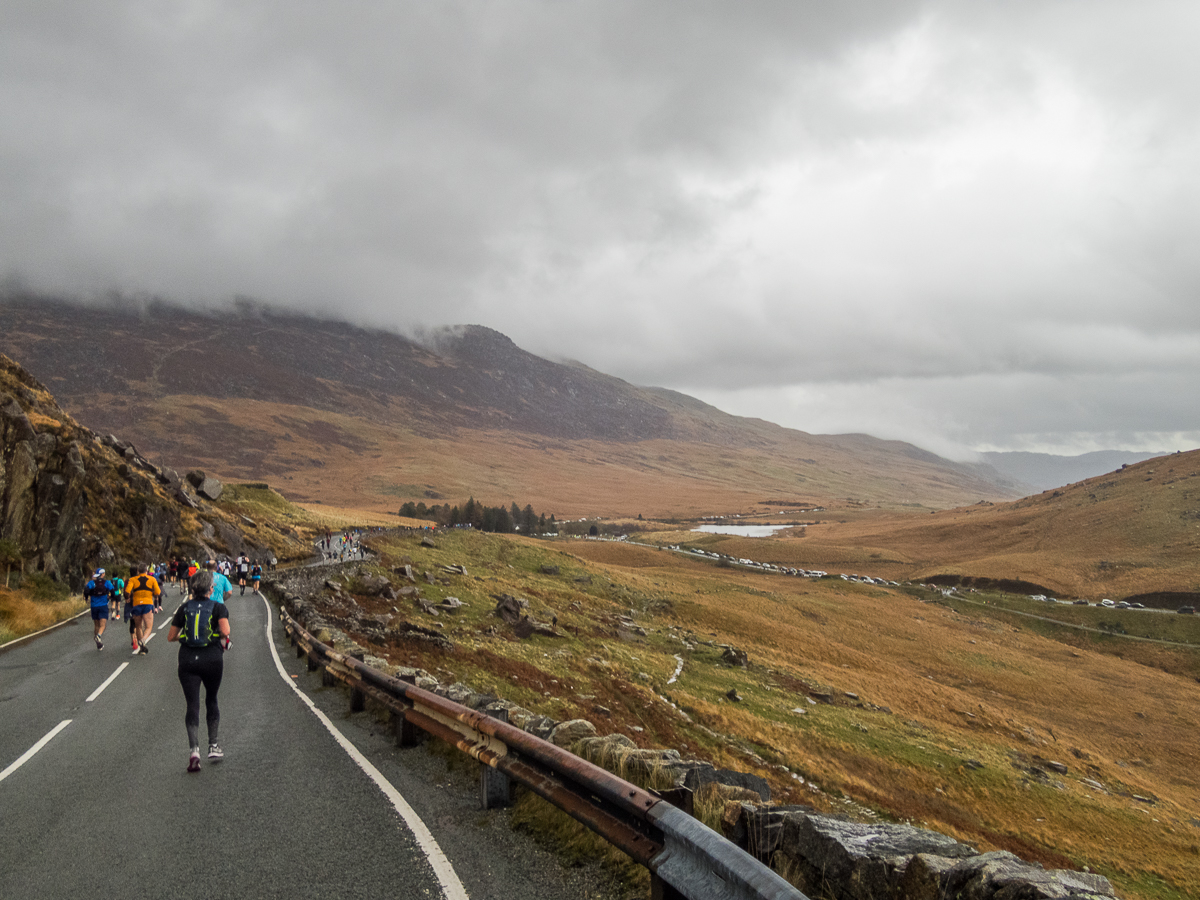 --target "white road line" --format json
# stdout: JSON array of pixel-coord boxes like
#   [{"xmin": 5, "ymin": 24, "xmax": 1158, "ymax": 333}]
[
  {"xmin": 258, "ymin": 595, "xmax": 469, "ymax": 900},
  {"xmin": 86, "ymin": 662, "xmax": 129, "ymax": 702},
  {"xmin": 0, "ymin": 720, "xmax": 72, "ymax": 784}
]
